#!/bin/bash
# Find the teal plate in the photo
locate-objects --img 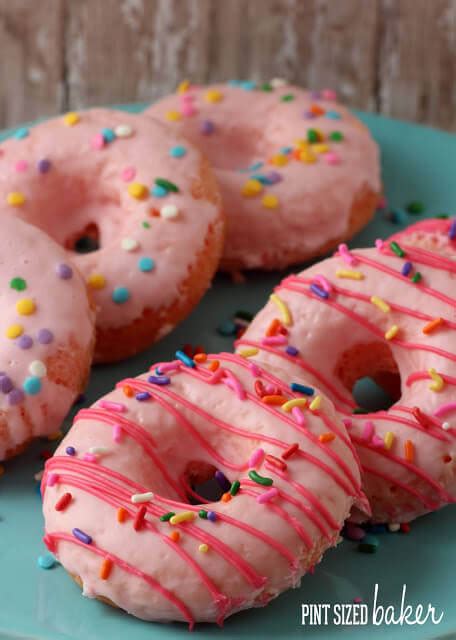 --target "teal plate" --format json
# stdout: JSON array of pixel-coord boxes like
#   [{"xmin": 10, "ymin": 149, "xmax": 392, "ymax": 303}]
[{"xmin": 1, "ymin": 106, "xmax": 455, "ymax": 640}]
